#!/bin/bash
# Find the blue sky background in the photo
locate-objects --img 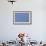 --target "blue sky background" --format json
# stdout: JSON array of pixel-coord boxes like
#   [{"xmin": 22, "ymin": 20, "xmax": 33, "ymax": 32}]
[{"xmin": 15, "ymin": 13, "xmax": 29, "ymax": 22}]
